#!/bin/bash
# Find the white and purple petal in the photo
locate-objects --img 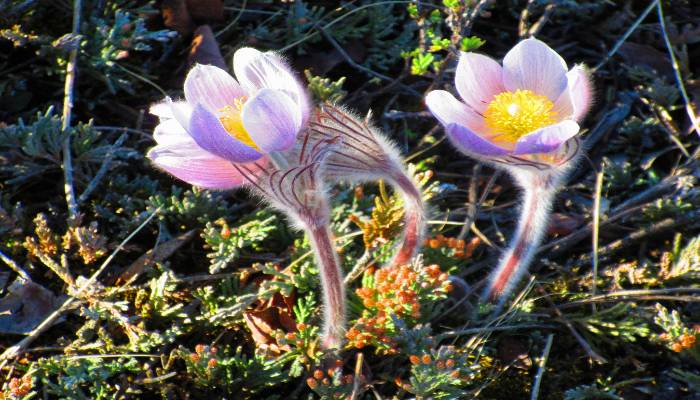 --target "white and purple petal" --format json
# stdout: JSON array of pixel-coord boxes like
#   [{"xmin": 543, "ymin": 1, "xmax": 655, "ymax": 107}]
[
  {"xmin": 502, "ymin": 37, "xmax": 568, "ymax": 101},
  {"xmin": 425, "ymin": 90, "xmax": 487, "ymax": 134},
  {"xmin": 241, "ymin": 88, "xmax": 301, "ymax": 153},
  {"xmin": 153, "ymin": 119, "xmax": 193, "ymax": 146},
  {"xmin": 233, "ymin": 47, "xmax": 310, "ymax": 124},
  {"xmin": 184, "ymin": 64, "xmax": 246, "ymax": 112},
  {"xmin": 455, "ymin": 52, "xmax": 505, "ymax": 113},
  {"xmin": 446, "ymin": 123, "xmax": 510, "ymax": 157},
  {"xmin": 148, "ymin": 143, "xmax": 248, "ymax": 190},
  {"xmin": 566, "ymin": 65, "xmax": 593, "ymax": 122},
  {"xmin": 552, "ymin": 87, "xmax": 575, "ymax": 121},
  {"xmin": 188, "ymin": 104, "xmax": 263, "ymax": 163},
  {"xmin": 513, "ymin": 120, "xmax": 580, "ymax": 155}
]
